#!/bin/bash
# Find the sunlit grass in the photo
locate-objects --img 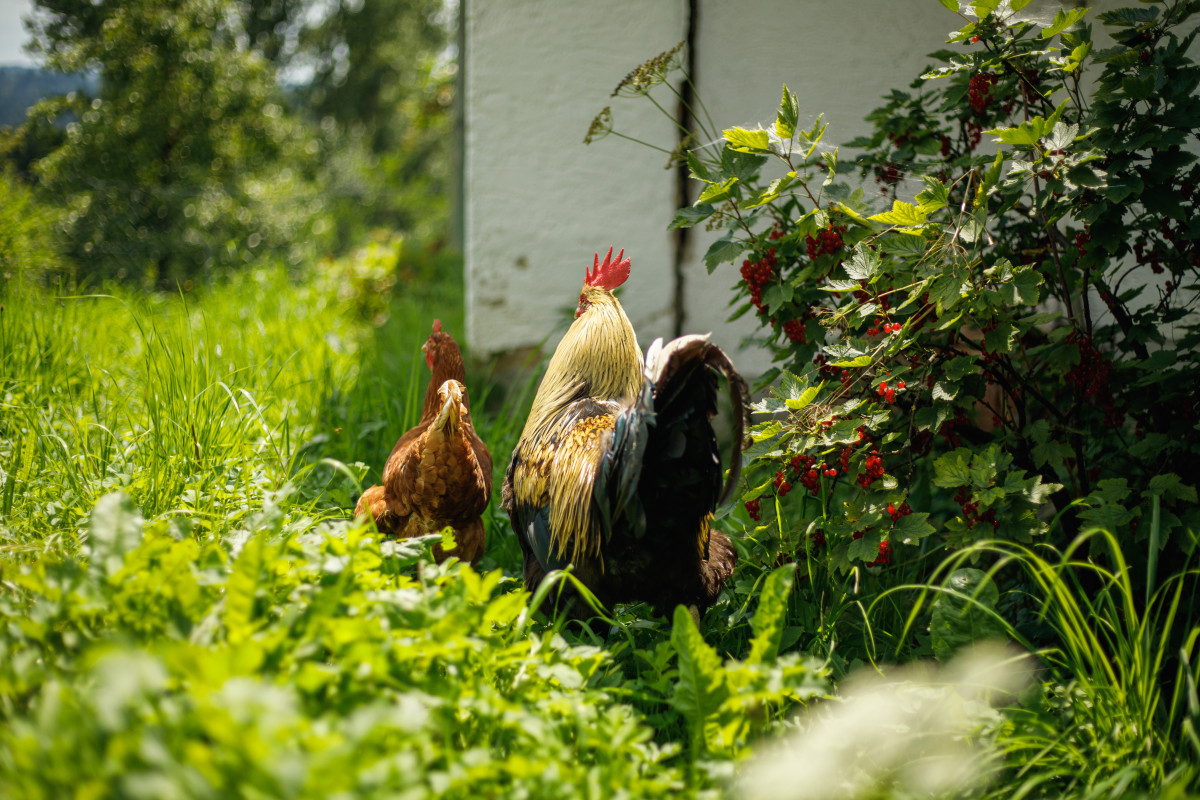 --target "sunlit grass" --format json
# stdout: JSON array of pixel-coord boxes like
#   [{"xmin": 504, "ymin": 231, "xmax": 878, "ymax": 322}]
[{"xmin": 888, "ymin": 525, "xmax": 1200, "ymax": 799}]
